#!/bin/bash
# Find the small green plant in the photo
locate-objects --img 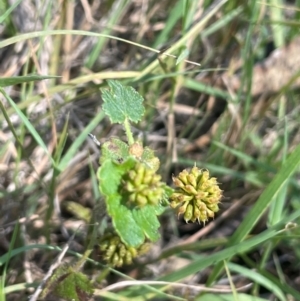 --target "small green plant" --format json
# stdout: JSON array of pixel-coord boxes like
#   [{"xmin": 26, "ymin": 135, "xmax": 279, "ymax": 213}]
[
  {"xmin": 98, "ymin": 80, "xmax": 222, "ymax": 250},
  {"xmin": 41, "ymin": 80, "xmax": 222, "ymax": 300}
]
